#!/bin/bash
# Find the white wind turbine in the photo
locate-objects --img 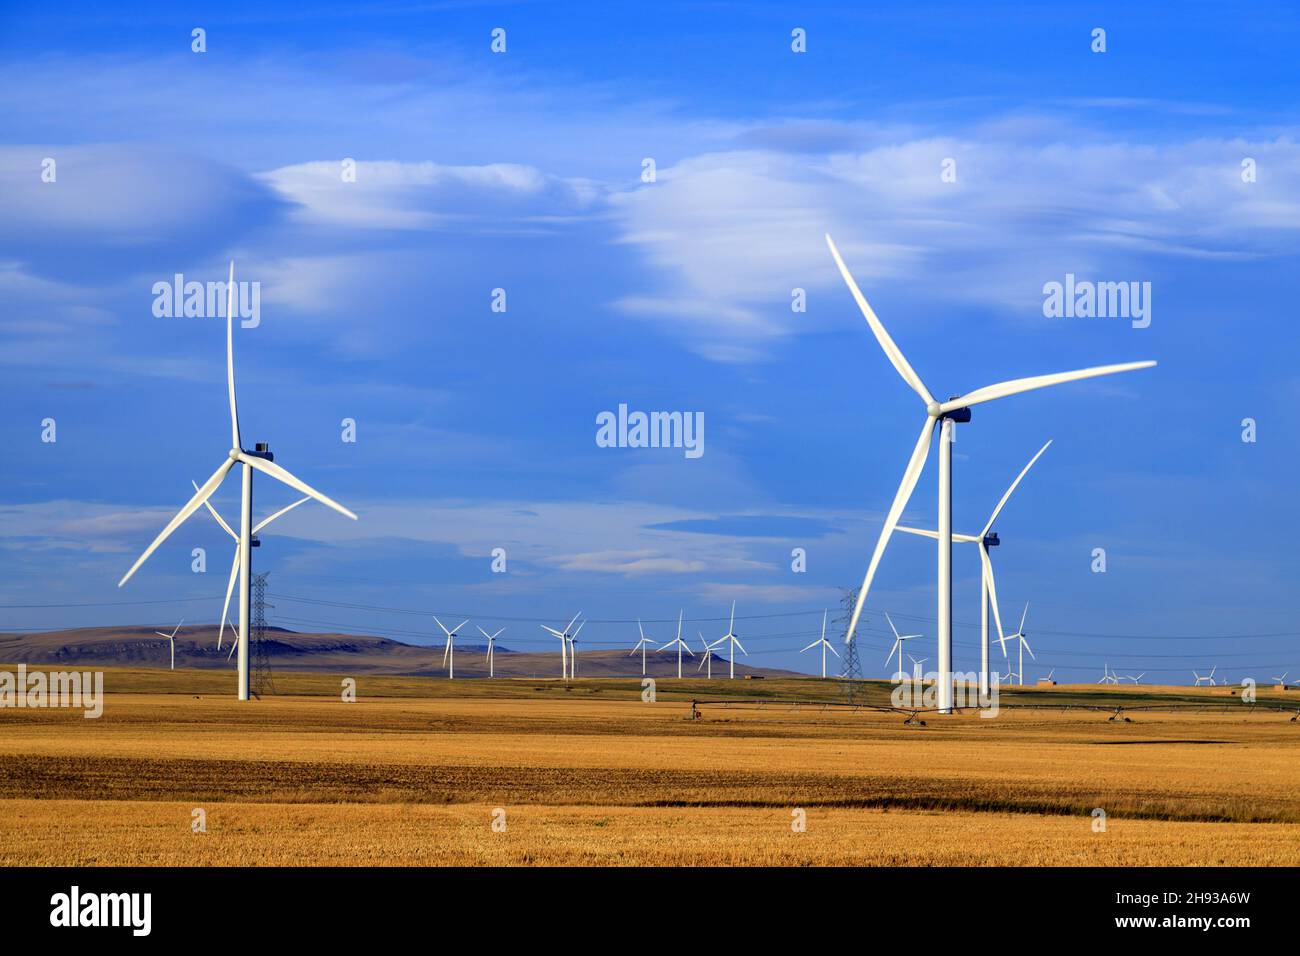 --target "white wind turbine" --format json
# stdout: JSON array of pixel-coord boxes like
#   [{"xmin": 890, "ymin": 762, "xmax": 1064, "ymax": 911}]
[
  {"xmin": 540, "ymin": 612, "xmax": 581, "ymax": 680},
  {"xmin": 1193, "ymin": 666, "xmax": 1218, "ymax": 686},
  {"xmin": 898, "ymin": 440, "xmax": 1051, "ymax": 695},
  {"xmin": 908, "ymin": 654, "xmax": 928, "ymax": 684},
  {"xmin": 568, "ymin": 620, "xmax": 585, "ymax": 677},
  {"xmin": 697, "ymin": 633, "xmax": 726, "ymax": 679},
  {"xmin": 155, "ymin": 620, "xmax": 184, "ymax": 670},
  {"xmin": 800, "ymin": 611, "xmax": 839, "ymax": 679},
  {"xmin": 118, "ymin": 262, "xmax": 358, "ymax": 701},
  {"xmin": 1273, "ymin": 672, "xmax": 1290, "ymax": 687},
  {"xmin": 195, "ymin": 480, "xmax": 310, "ymax": 653},
  {"xmin": 1044, "ymin": 668, "xmax": 1056, "ymax": 682},
  {"xmin": 719, "ymin": 601, "xmax": 746, "ymax": 678},
  {"xmin": 435, "ymin": 617, "xmax": 469, "ymax": 679},
  {"xmin": 1124, "ymin": 672, "xmax": 1146, "ymax": 684},
  {"xmin": 997, "ymin": 603, "xmax": 1034, "ymax": 685},
  {"xmin": 478, "ymin": 626, "xmax": 504, "ymax": 678},
  {"xmin": 826, "ymin": 234, "xmax": 1155, "ymax": 713},
  {"xmin": 885, "ymin": 612, "xmax": 923, "ymax": 682},
  {"xmin": 657, "ymin": 611, "xmax": 694, "ymax": 678},
  {"xmin": 629, "ymin": 619, "xmax": 658, "ymax": 676}
]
